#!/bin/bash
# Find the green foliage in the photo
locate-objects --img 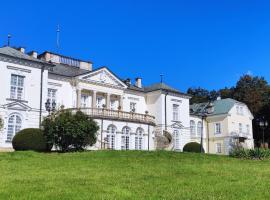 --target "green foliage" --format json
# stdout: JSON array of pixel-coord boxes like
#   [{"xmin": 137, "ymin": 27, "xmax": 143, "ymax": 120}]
[
  {"xmin": 0, "ymin": 117, "xmax": 3, "ymax": 130},
  {"xmin": 230, "ymin": 147, "xmax": 270, "ymax": 160},
  {"xmin": 12, "ymin": 128, "xmax": 49, "ymax": 152},
  {"xmin": 183, "ymin": 142, "xmax": 204, "ymax": 153},
  {"xmin": 42, "ymin": 110, "xmax": 99, "ymax": 152}
]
